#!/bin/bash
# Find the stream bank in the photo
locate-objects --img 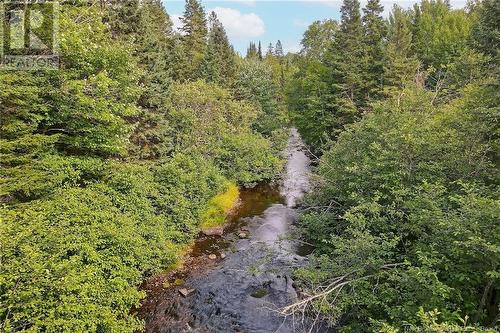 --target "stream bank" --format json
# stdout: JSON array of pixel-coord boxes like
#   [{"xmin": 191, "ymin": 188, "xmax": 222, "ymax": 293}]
[{"xmin": 137, "ymin": 129, "xmax": 329, "ymax": 333}]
